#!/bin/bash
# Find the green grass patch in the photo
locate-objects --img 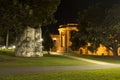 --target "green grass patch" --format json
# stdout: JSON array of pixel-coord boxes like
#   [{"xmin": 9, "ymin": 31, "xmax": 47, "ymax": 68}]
[
  {"xmin": 0, "ymin": 49, "xmax": 91, "ymax": 66},
  {"xmin": 1, "ymin": 68, "xmax": 120, "ymax": 80},
  {"xmin": 68, "ymin": 53, "xmax": 120, "ymax": 64}
]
